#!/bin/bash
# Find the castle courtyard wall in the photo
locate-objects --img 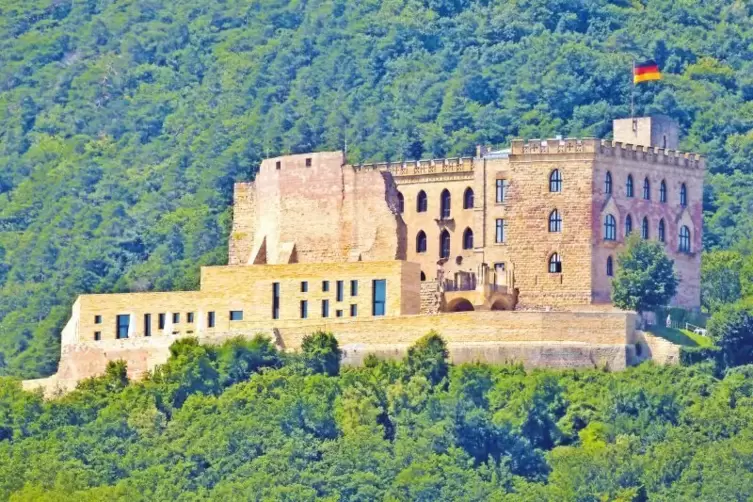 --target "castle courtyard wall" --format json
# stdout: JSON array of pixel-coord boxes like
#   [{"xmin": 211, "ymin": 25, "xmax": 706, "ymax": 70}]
[{"xmin": 25, "ymin": 309, "xmax": 638, "ymax": 395}]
